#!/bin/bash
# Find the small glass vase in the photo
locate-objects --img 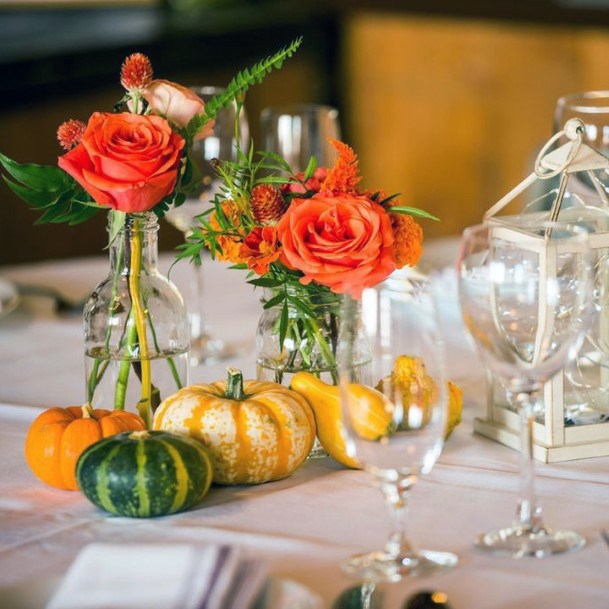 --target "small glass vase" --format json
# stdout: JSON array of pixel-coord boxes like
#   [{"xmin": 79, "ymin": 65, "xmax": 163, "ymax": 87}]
[
  {"xmin": 84, "ymin": 212, "xmax": 189, "ymax": 427},
  {"xmin": 255, "ymin": 285, "xmax": 370, "ymax": 457},
  {"xmin": 256, "ymin": 285, "xmax": 370, "ymax": 386}
]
